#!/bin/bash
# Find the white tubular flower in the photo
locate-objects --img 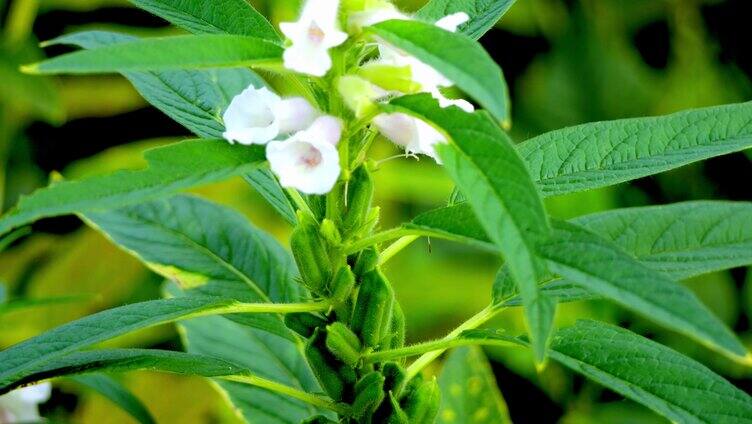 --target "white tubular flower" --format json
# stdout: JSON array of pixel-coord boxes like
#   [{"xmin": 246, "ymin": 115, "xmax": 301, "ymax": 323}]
[
  {"xmin": 222, "ymin": 86, "xmax": 318, "ymax": 146},
  {"xmin": 371, "ymin": 12, "xmax": 475, "ymax": 112},
  {"xmin": 0, "ymin": 383, "xmax": 51, "ymax": 423},
  {"xmin": 348, "ymin": 2, "xmax": 410, "ymax": 31},
  {"xmin": 267, "ymin": 116, "xmax": 343, "ymax": 195},
  {"xmin": 374, "ymin": 113, "xmax": 448, "ymax": 162},
  {"xmin": 435, "ymin": 12, "xmax": 470, "ymax": 32},
  {"xmin": 280, "ymin": 0, "xmax": 348, "ymax": 77}
]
